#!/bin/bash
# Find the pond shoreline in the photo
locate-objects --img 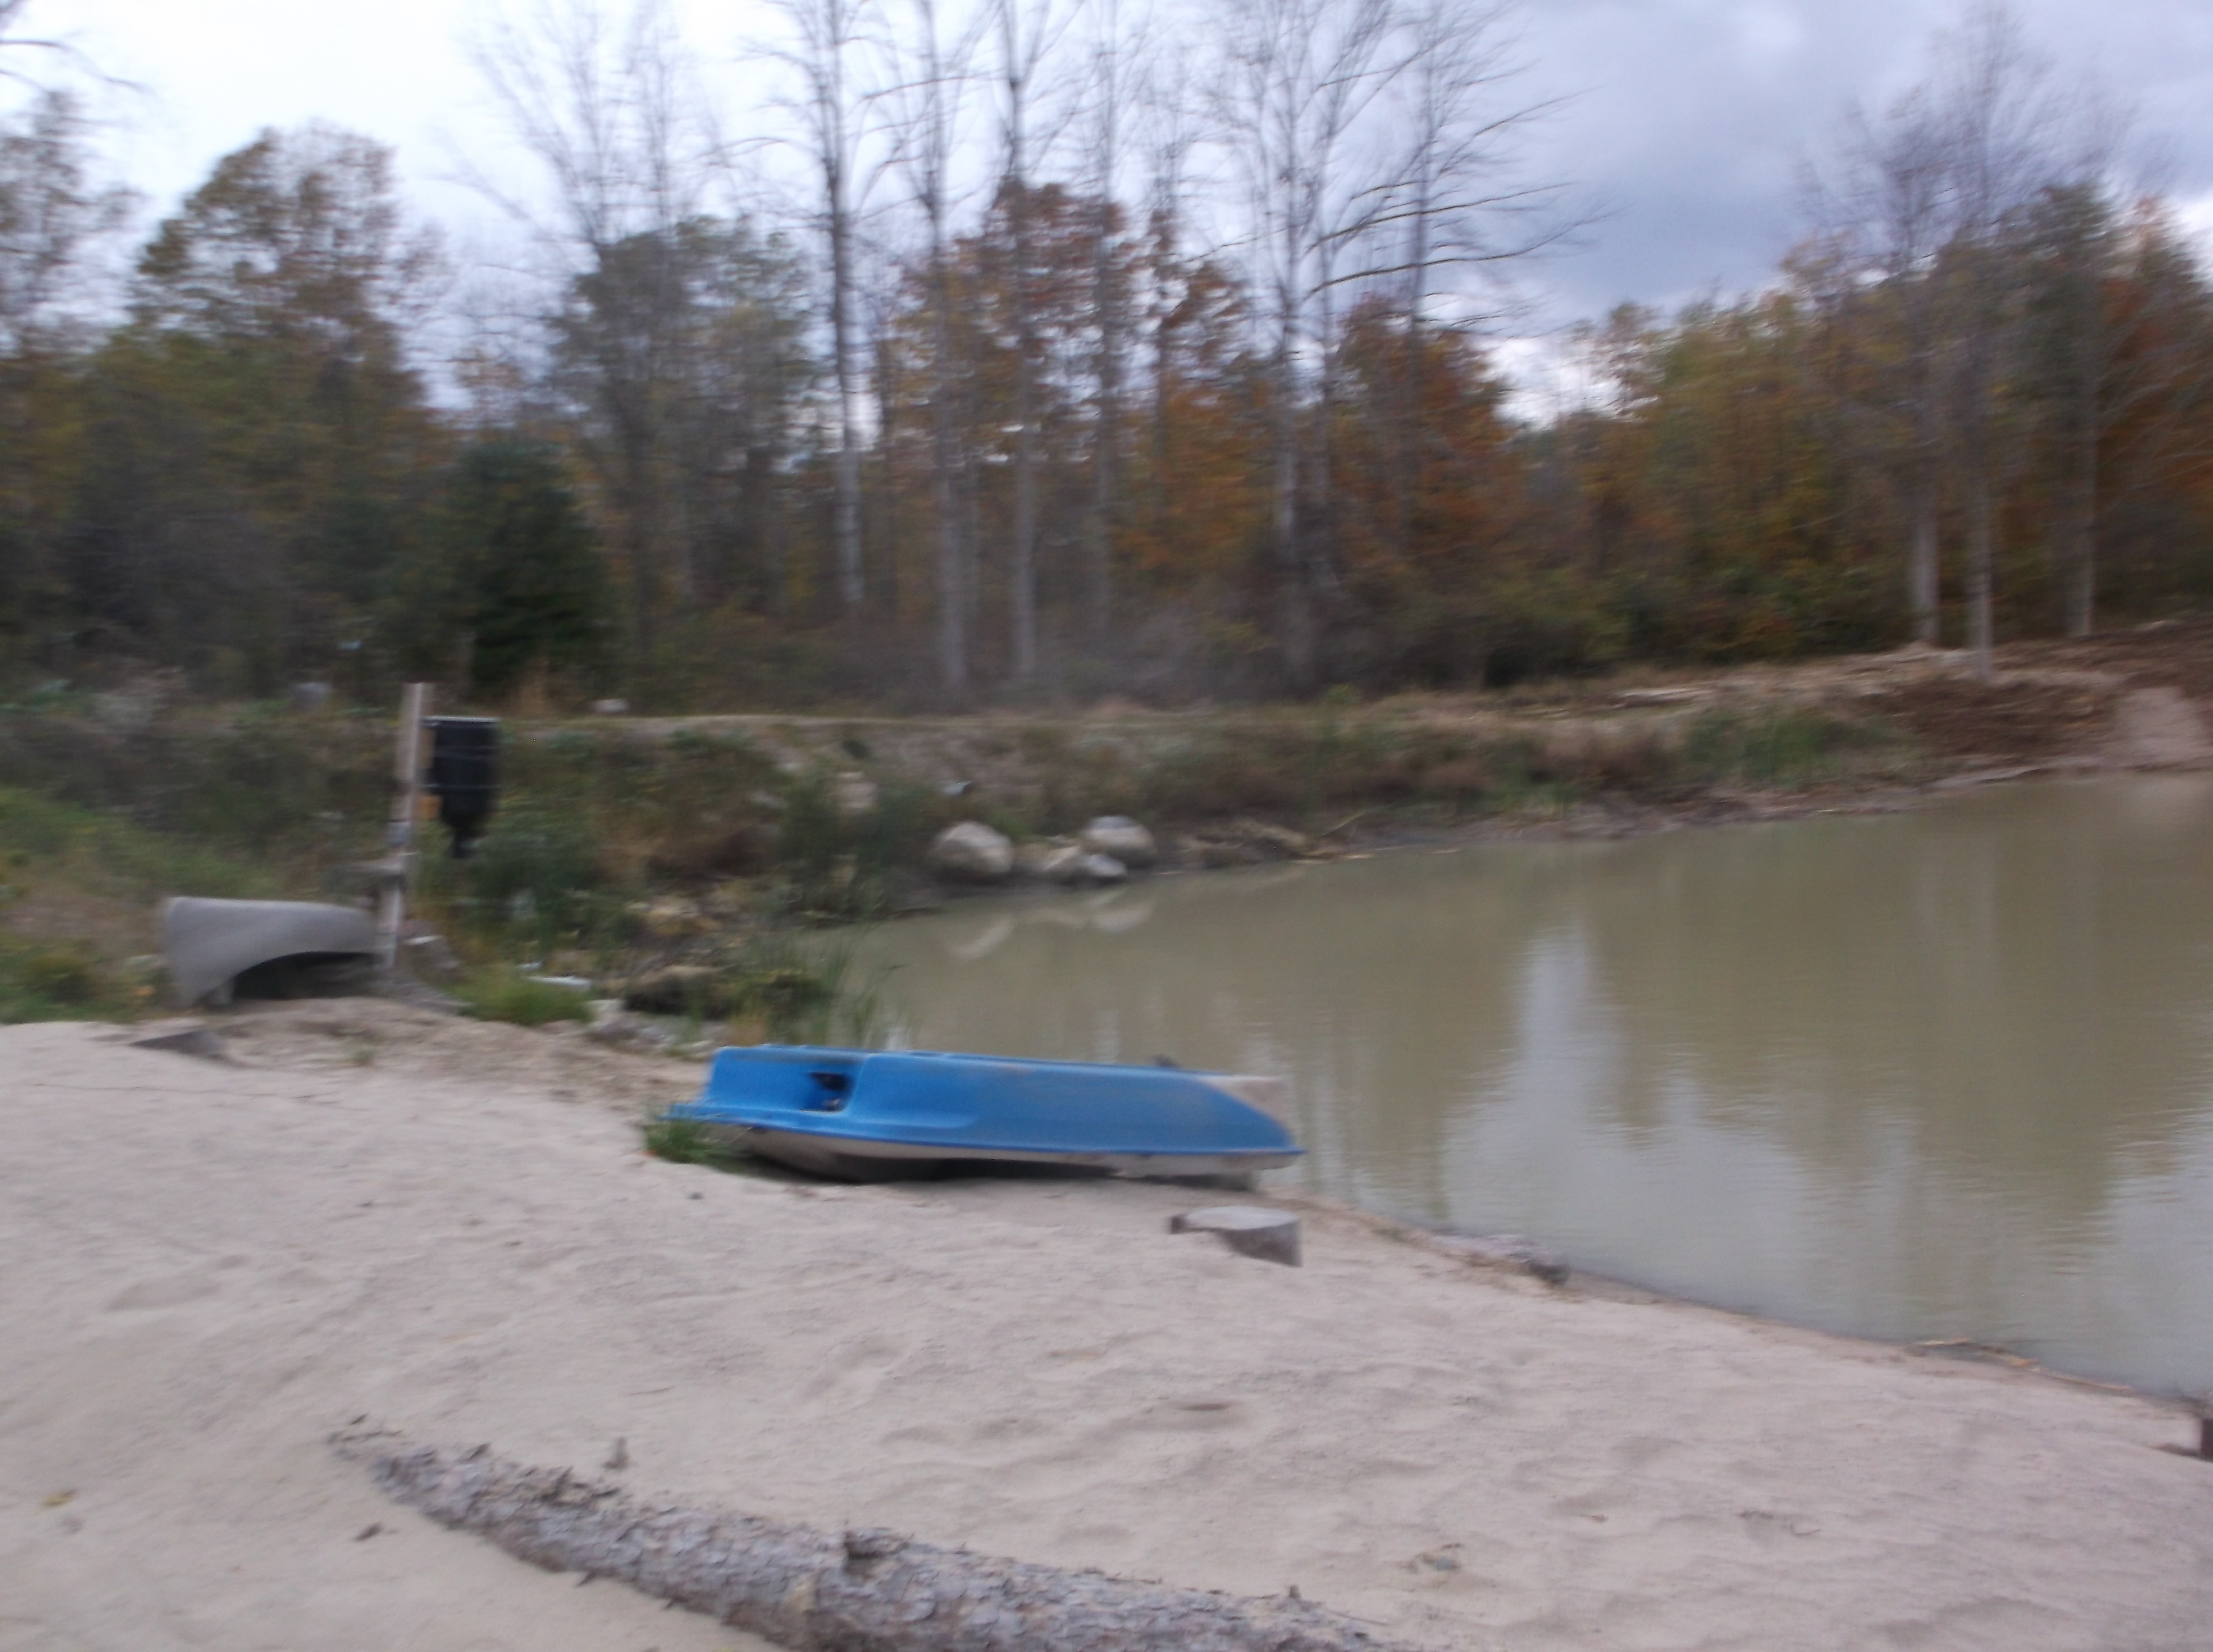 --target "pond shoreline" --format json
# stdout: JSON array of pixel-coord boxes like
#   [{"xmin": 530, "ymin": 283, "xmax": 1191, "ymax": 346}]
[
  {"xmin": 7, "ymin": 1000, "xmax": 2211, "ymax": 1650},
  {"xmin": 1272, "ymin": 1186, "xmax": 2172, "ymax": 1406},
  {"xmin": 869, "ymin": 771, "xmax": 2213, "ymax": 1398}
]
